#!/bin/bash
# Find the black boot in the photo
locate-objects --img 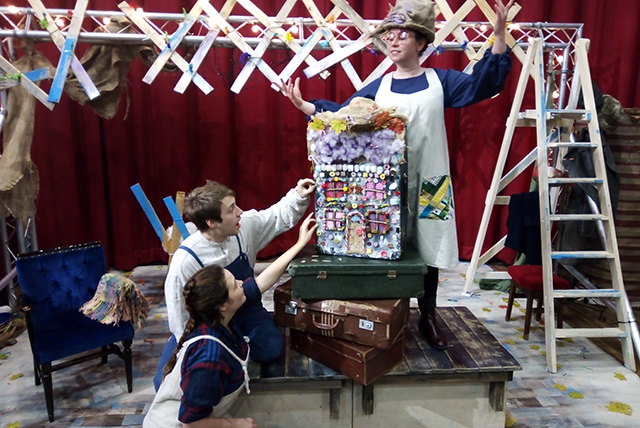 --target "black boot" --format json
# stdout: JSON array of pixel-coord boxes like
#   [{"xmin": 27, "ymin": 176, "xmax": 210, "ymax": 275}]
[{"xmin": 419, "ymin": 308, "xmax": 448, "ymax": 350}]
